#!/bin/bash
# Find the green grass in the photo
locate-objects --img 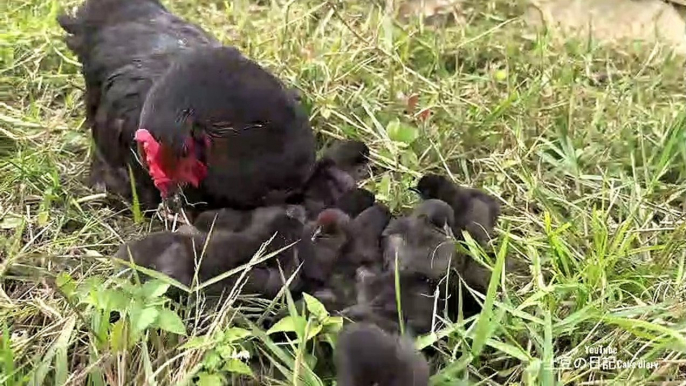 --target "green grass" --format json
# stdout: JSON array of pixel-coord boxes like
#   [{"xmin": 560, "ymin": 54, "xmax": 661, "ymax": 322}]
[{"xmin": 2, "ymin": 0, "xmax": 686, "ymax": 384}]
